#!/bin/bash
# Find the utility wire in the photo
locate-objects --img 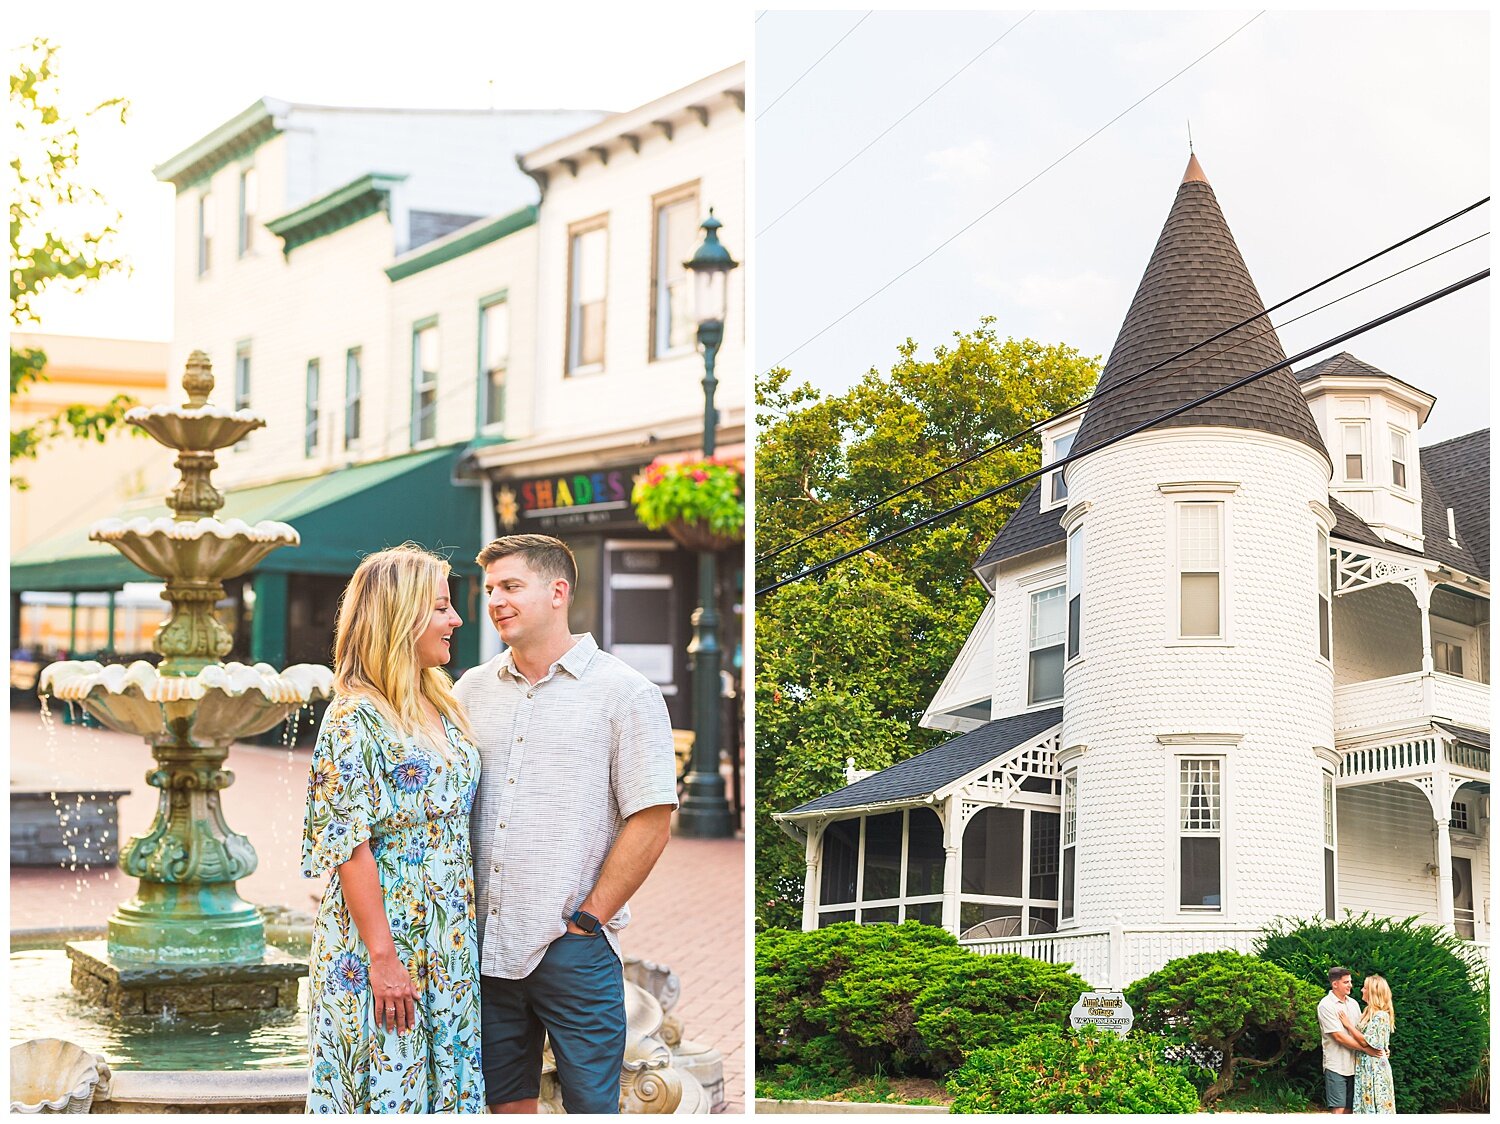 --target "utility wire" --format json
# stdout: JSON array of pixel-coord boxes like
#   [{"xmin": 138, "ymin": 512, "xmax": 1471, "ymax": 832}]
[
  {"xmin": 757, "ymin": 197, "xmax": 1490, "ymax": 563},
  {"xmin": 758, "ymin": 11, "xmax": 1035, "ymax": 236},
  {"xmin": 762, "ymin": 10, "xmax": 1265, "ymax": 376},
  {"xmin": 755, "ymin": 267, "xmax": 1489, "ymax": 597},
  {"xmin": 756, "ymin": 11, "xmax": 872, "ymax": 120}
]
